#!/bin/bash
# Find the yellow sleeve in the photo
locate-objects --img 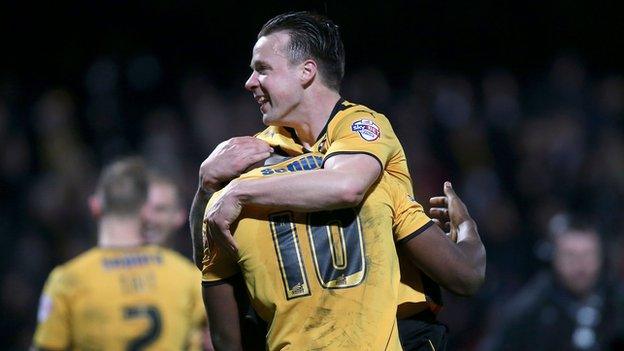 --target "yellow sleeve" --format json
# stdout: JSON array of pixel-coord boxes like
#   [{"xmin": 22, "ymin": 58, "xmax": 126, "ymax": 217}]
[
  {"xmin": 324, "ymin": 110, "xmax": 399, "ymax": 168},
  {"xmin": 201, "ymin": 221, "xmax": 239, "ymax": 283},
  {"xmin": 392, "ymin": 189, "xmax": 434, "ymax": 243},
  {"xmin": 201, "ymin": 191, "xmax": 239, "ymax": 283},
  {"xmin": 33, "ymin": 267, "xmax": 71, "ymax": 349}
]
